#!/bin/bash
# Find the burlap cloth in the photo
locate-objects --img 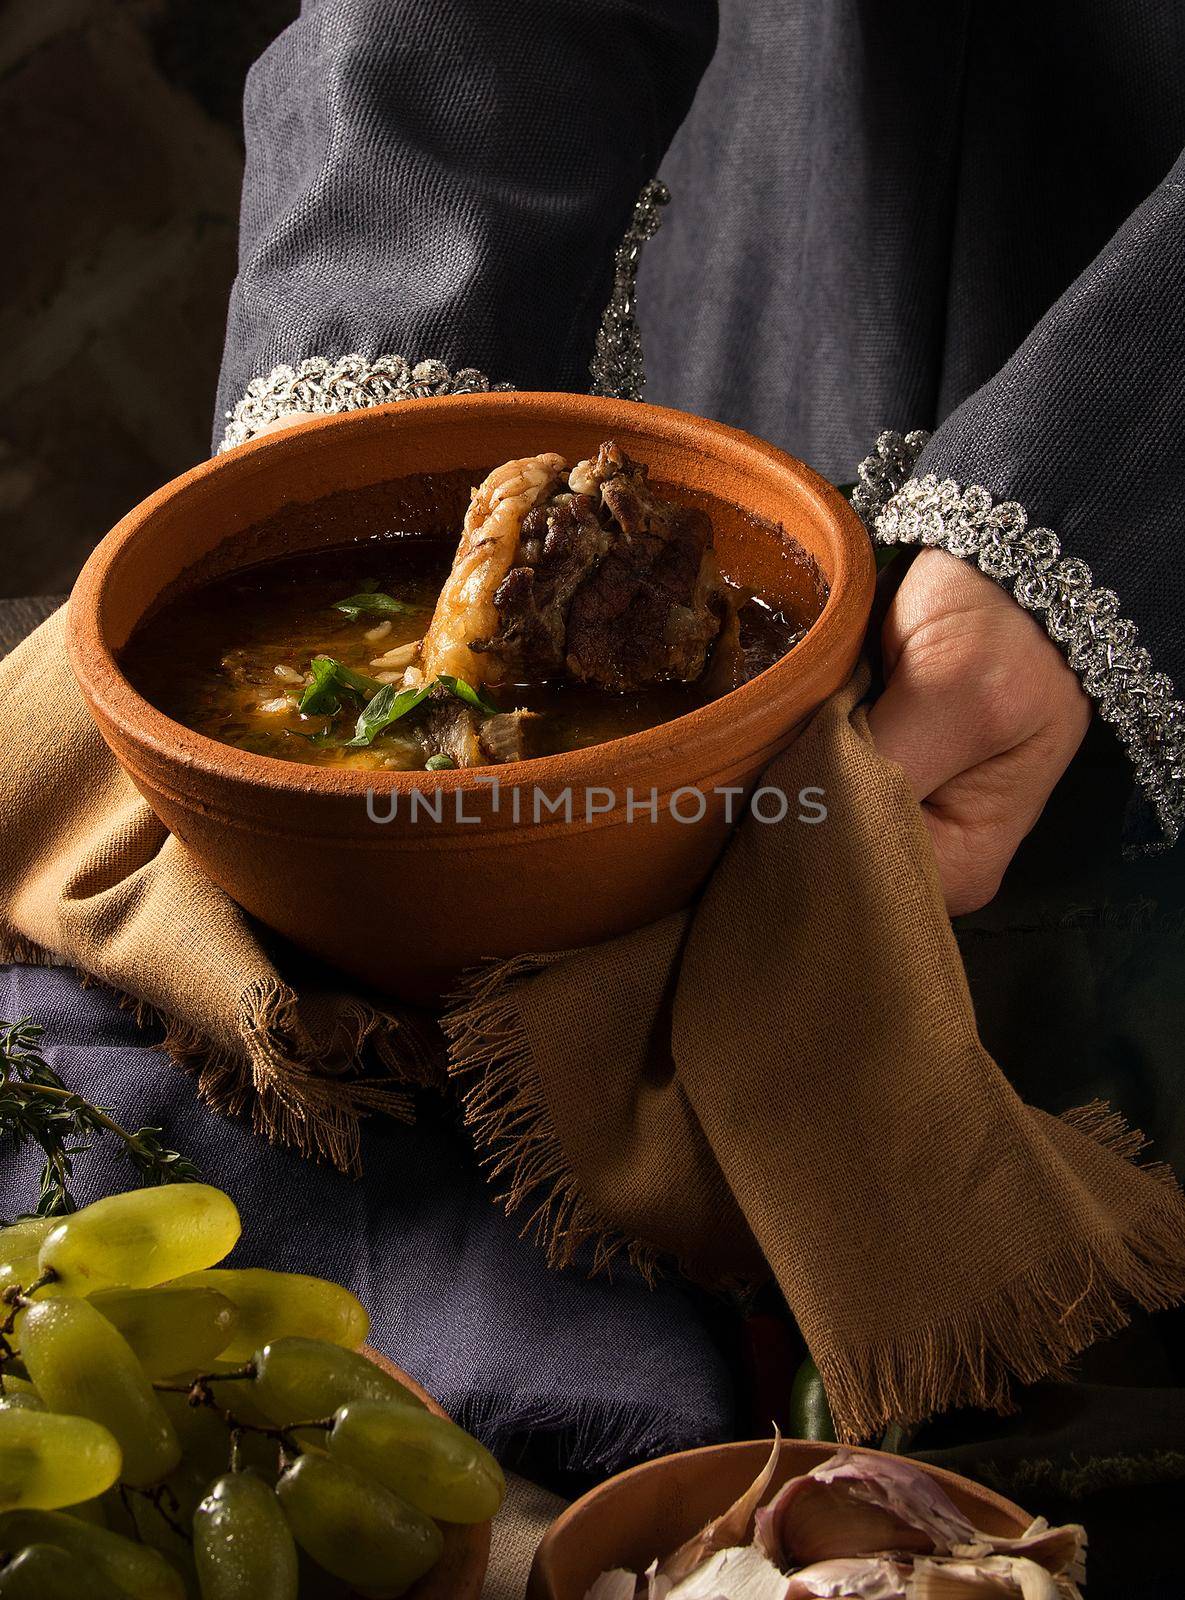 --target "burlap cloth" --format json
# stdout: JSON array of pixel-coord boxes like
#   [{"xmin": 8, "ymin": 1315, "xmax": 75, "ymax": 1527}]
[{"xmin": 3, "ymin": 608, "xmax": 1183, "ymax": 1442}]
